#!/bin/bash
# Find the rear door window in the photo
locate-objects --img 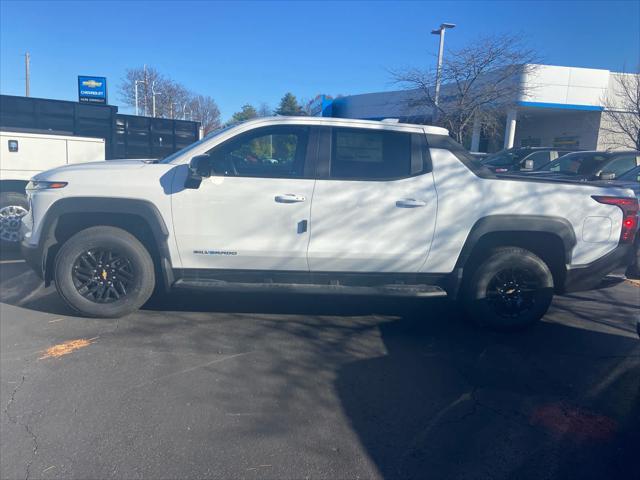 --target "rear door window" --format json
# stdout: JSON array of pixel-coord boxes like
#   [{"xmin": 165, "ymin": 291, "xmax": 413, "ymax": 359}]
[{"xmin": 329, "ymin": 128, "xmax": 422, "ymax": 180}]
